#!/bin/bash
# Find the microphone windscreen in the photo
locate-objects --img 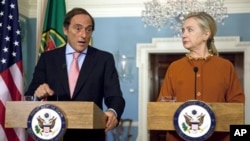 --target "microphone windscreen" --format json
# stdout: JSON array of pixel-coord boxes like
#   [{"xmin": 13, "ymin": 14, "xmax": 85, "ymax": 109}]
[{"xmin": 193, "ymin": 67, "xmax": 198, "ymax": 73}]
